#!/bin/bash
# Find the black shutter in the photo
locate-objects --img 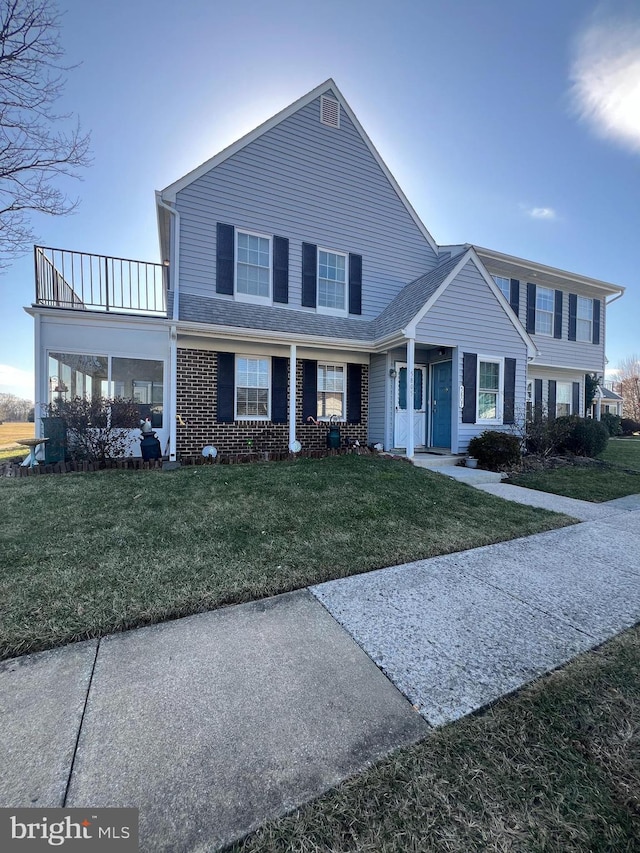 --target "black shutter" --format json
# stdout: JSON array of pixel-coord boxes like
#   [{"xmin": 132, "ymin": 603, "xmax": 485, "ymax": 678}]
[
  {"xmin": 509, "ymin": 279, "xmax": 520, "ymax": 317},
  {"xmin": 462, "ymin": 353, "xmax": 477, "ymax": 424},
  {"xmin": 301, "ymin": 243, "xmax": 317, "ymax": 308},
  {"xmin": 548, "ymin": 380, "xmax": 557, "ymax": 420},
  {"xmin": 271, "ymin": 357, "xmax": 288, "ymax": 424},
  {"xmin": 503, "ymin": 358, "xmax": 516, "ymax": 424},
  {"xmin": 592, "ymin": 299, "xmax": 600, "ymax": 345},
  {"xmin": 526, "ymin": 283, "xmax": 536, "ymax": 334},
  {"xmin": 568, "ymin": 294, "xmax": 577, "ymax": 341},
  {"xmin": 347, "ymin": 363, "xmax": 362, "ymax": 423},
  {"xmin": 534, "ymin": 378, "xmax": 543, "ymax": 422},
  {"xmin": 302, "ymin": 359, "xmax": 317, "ymax": 422},
  {"xmin": 216, "ymin": 223, "xmax": 234, "ymax": 295},
  {"xmin": 217, "ymin": 351, "xmax": 235, "ymax": 423},
  {"xmin": 273, "ymin": 236, "xmax": 289, "ymax": 304},
  {"xmin": 572, "ymin": 381, "xmax": 581, "ymax": 416},
  {"xmin": 554, "ymin": 290, "xmax": 563, "ymax": 339},
  {"xmin": 348, "ymin": 253, "xmax": 362, "ymax": 315}
]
